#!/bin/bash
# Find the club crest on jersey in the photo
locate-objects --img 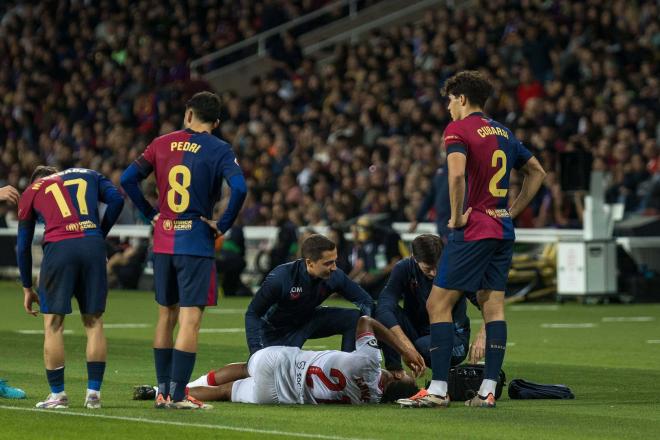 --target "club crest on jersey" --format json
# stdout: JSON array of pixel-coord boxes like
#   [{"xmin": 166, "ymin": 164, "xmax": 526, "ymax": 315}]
[
  {"xmin": 163, "ymin": 219, "xmax": 173, "ymax": 231},
  {"xmin": 289, "ymin": 286, "xmax": 303, "ymax": 300}
]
